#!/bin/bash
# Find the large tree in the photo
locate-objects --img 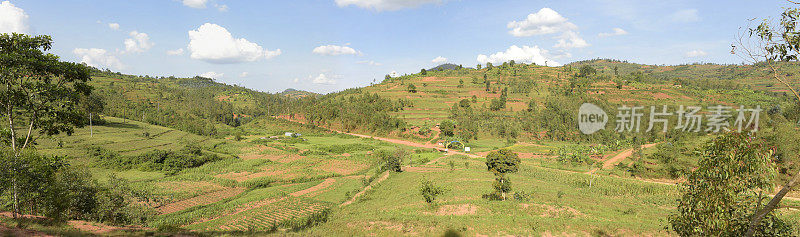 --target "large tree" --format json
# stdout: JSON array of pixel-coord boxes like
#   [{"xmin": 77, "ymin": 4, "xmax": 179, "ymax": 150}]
[
  {"xmin": 669, "ymin": 133, "xmax": 792, "ymax": 236},
  {"xmin": 0, "ymin": 33, "xmax": 92, "ymax": 218},
  {"xmin": 734, "ymin": 6, "xmax": 800, "ymax": 236},
  {"xmin": 485, "ymin": 149, "xmax": 520, "ymax": 200}
]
